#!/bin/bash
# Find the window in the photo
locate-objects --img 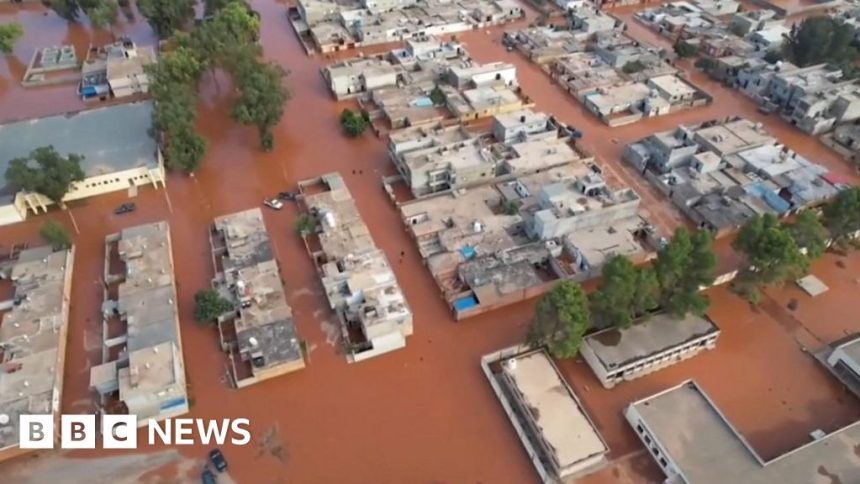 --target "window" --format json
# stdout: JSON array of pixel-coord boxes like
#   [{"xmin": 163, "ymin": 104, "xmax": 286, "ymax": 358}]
[
  {"xmin": 636, "ymin": 424, "xmax": 644, "ymax": 434},
  {"xmin": 644, "ymin": 435, "xmax": 651, "ymax": 445},
  {"xmin": 659, "ymin": 458, "xmax": 668, "ymax": 468}
]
